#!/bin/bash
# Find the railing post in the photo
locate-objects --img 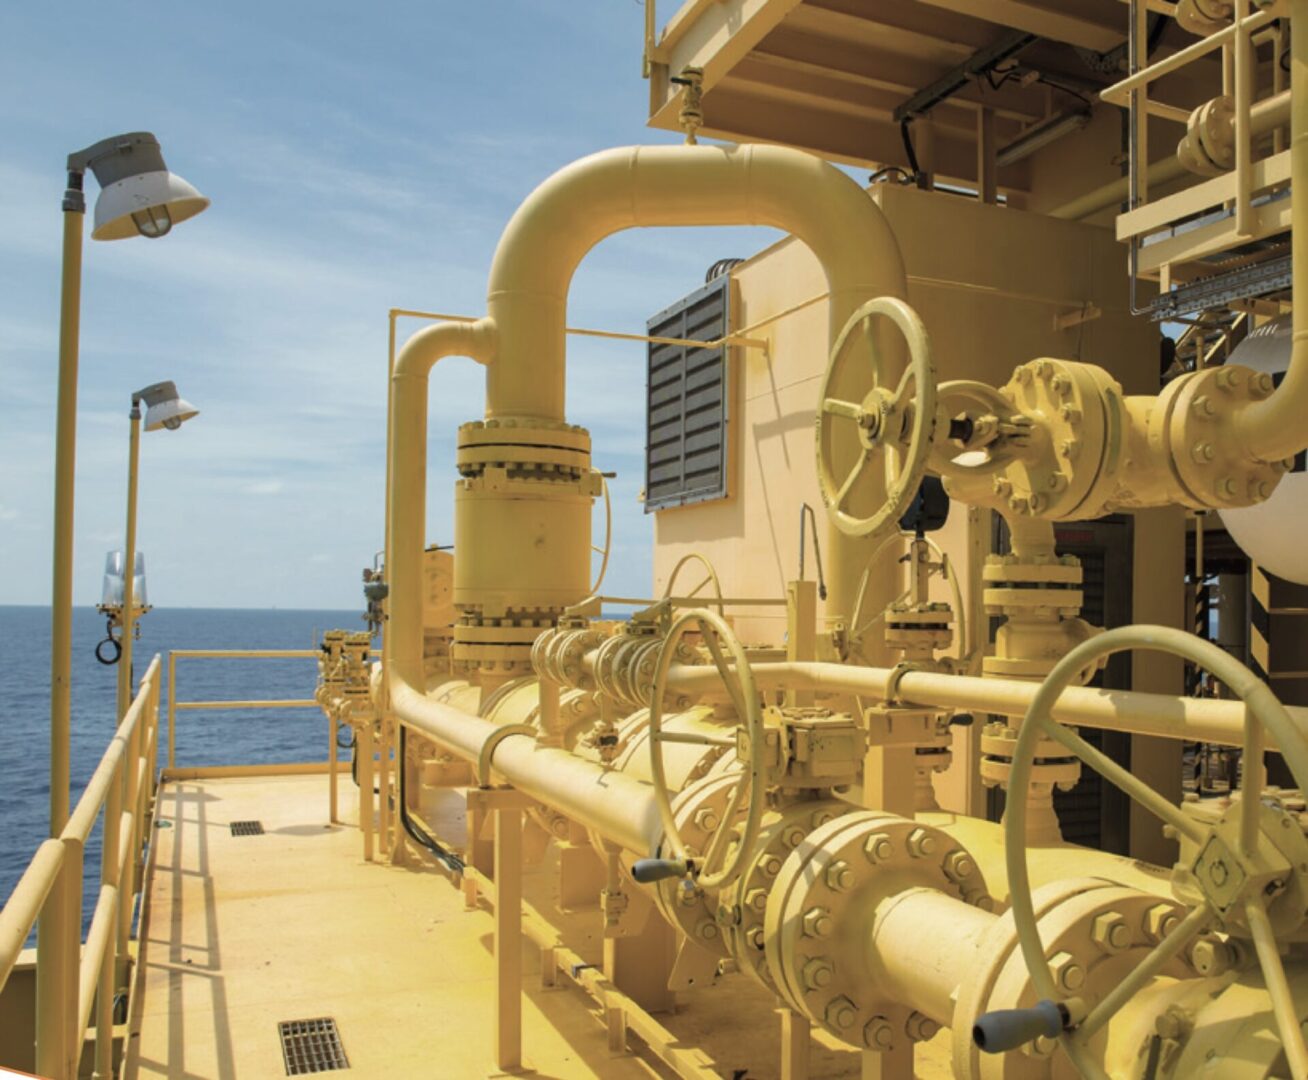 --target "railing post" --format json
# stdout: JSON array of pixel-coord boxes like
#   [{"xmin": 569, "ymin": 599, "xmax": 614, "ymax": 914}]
[
  {"xmin": 35, "ymin": 857, "xmax": 72, "ymax": 1080},
  {"xmin": 328, "ymin": 706, "xmax": 339, "ymax": 824},
  {"xmin": 94, "ymin": 757, "xmax": 124, "ymax": 1080},
  {"xmin": 61, "ymin": 836, "xmax": 84, "ymax": 1079},
  {"xmin": 167, "ymin": 652, "xmax": 177, "ymax": 770}
]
